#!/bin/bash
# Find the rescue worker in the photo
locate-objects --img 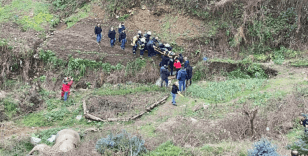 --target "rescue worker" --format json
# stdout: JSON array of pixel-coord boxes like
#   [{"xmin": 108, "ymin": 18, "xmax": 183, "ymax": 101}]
[
  {"xmin": 184, "ymin": 57, "xmax": 190, "ymax": 68},
  {"xmin": 118, "ymin": 22, "xmax": 125, "ymax": 42},
  {"xmin": 173, "ymin": 57, "xmax": 181, "ymax": 78},
  {"xmin": 139, "ymin": 37, "xmax": 146, "ymax": 59},
  {"xmin": 186, "ymin": 64, "xmax": 193, "ymax": 87},
  {"xmin": 171, "ymin": 82, "xmax": 180, "ymax": 106},
  {"xmin": 160, "ymin": 65, "xmax": 170, "ymax": 87},
  {"xmin": 145, "ymin": 31, "xmax": 151, "ymax": 43},
  {"xmin": 177, "ymin": 65, "xmax": 187, "ymax": 91},
  {"xmin": 94, "ymin": 23, "xmax": 102, "ymax": 43},
  {"xmin": 161, "ymin": 52, "xmax": 170, "ymax": 67},
  {"xmin": 108, "ymin": 27, "xmax": 116, "ymax": 47},
  {"xmin": 132, "ymin": 31, "xmax": 141, "ymax": 54},
  {"xmin": 165, "ymin": 43, "xmax": 172, "ymax": 51},
  {"xmin": 119, "ymin": 29, "xmax": 127, "ymax": 50},
  {"xmin": 61, "ymin": 77, "xmax": 73, "ymax": 101},
  {"xmin": 158, "ymin": 42, "xmax": 166, "ymax": 52},
  {"xmin": 146, "ymin": 36, "xmax": 158, "ymax": 57}
]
